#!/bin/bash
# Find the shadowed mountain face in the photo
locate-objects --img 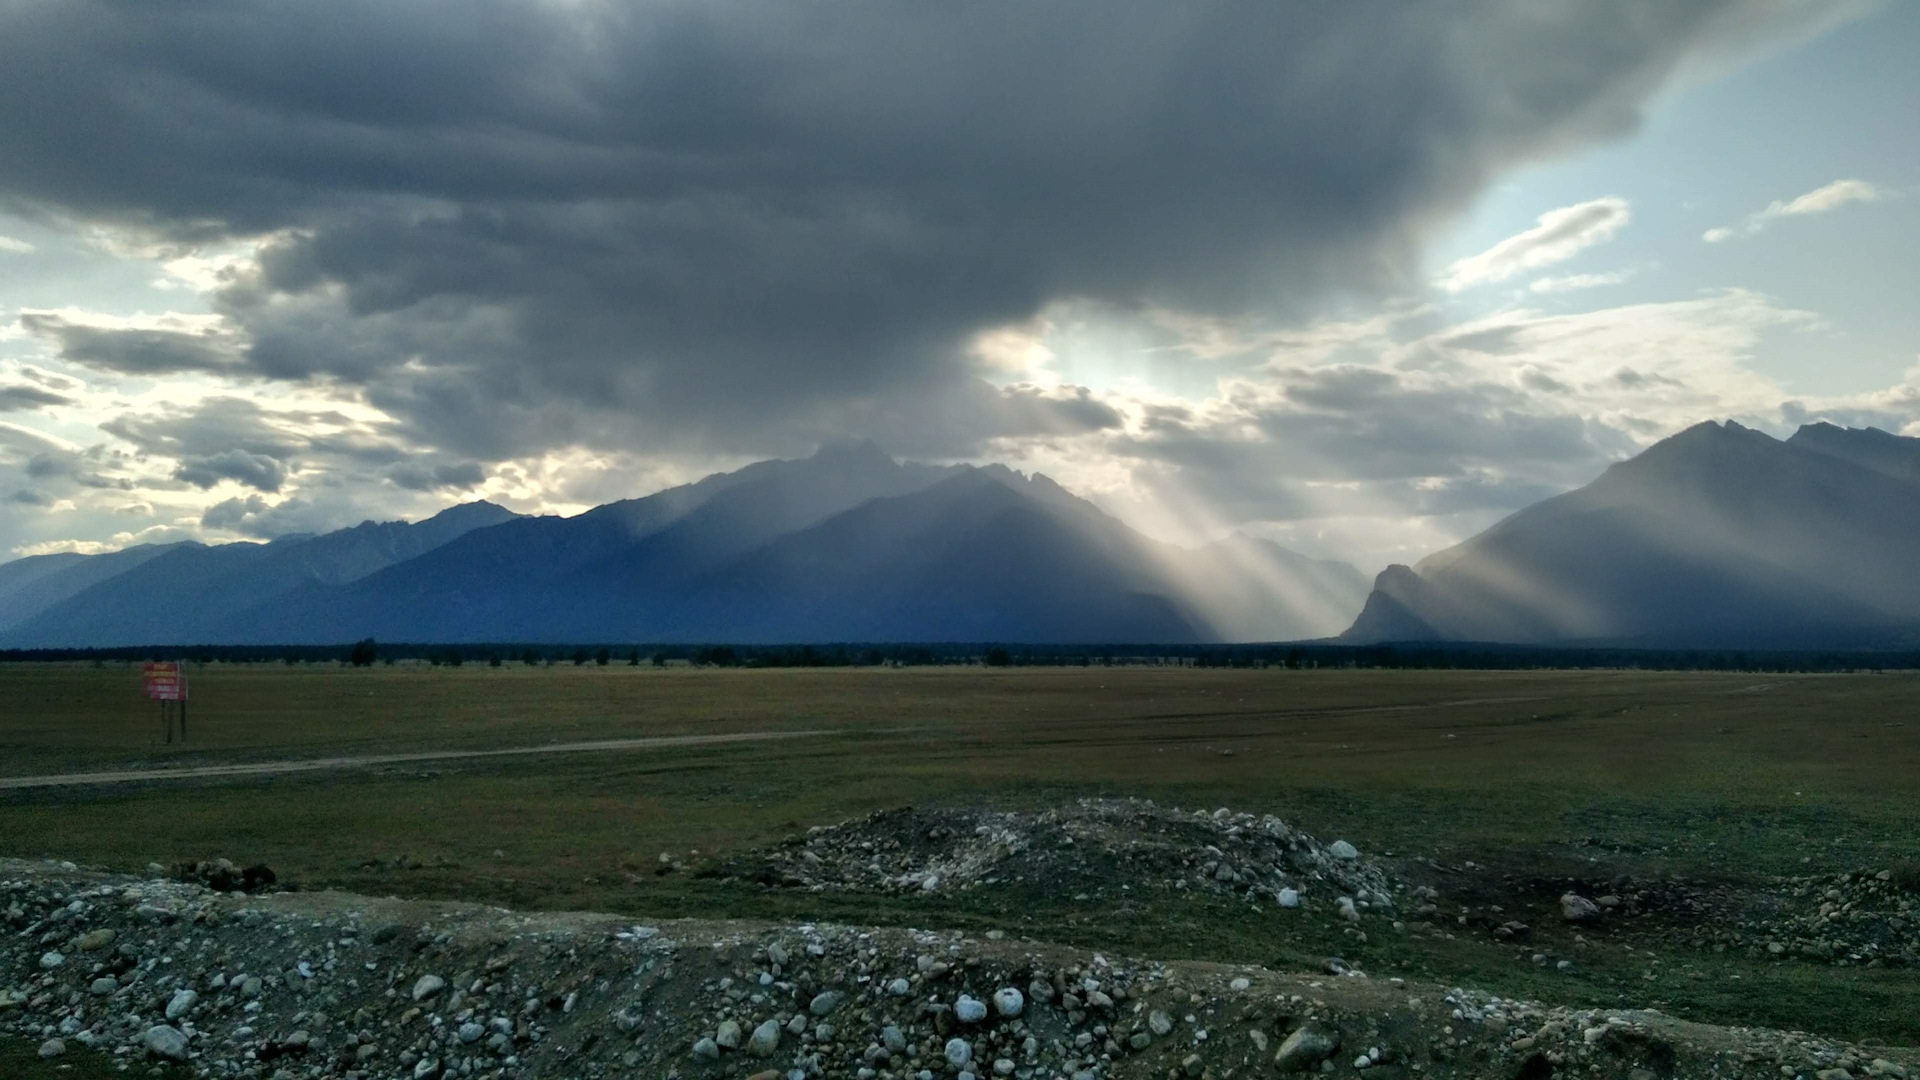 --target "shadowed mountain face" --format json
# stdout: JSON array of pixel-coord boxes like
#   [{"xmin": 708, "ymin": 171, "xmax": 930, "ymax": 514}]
[
  {"xmin": 0, "ymin": 543, "xmax": 189, "ymax": 634},
  {"xmin": 1342, "ymin": 421, "xmax": 1920, "ymax": 648},
  {"xmin": 1, "ymin": 502, "xmax": 519, "ymax": 647},
  {"xmin": 1, "ymin": 445, "xmax": 1367, "ymax": 646}
]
